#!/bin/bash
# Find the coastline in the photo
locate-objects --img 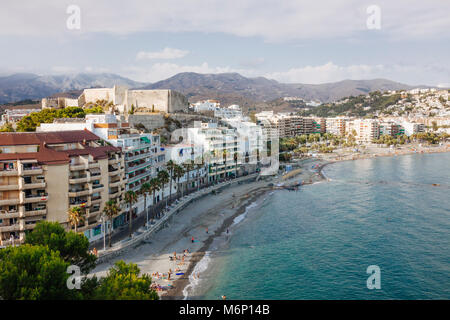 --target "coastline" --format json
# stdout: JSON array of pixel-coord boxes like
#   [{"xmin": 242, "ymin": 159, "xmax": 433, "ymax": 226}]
[{"xmin": 90, "ymin": 143, "xmax": 449, "ymax": 300}]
